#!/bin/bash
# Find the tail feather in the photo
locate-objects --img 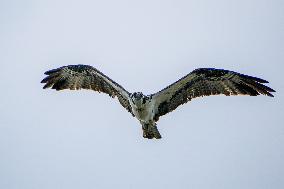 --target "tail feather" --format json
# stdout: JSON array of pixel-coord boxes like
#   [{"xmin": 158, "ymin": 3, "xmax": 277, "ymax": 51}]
[{"xmin": 142, "ymin": 123, "xmax": 162, "ymax": 139}]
